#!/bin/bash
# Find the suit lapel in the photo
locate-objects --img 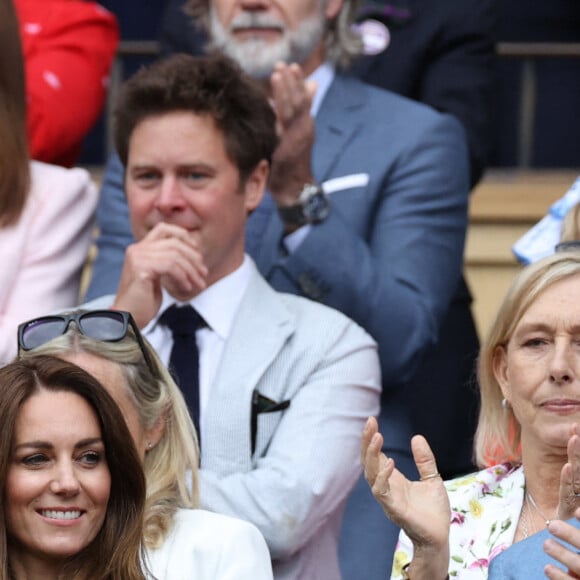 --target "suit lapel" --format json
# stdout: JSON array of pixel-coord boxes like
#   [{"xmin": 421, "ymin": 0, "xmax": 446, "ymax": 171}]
[
  {"xmin": 313, "ymin": 74, "xmax": 366, "ymax": 180},
  {"xmin": 202, "ymin": 265, "xmax": 295, "ymax": 473}
]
